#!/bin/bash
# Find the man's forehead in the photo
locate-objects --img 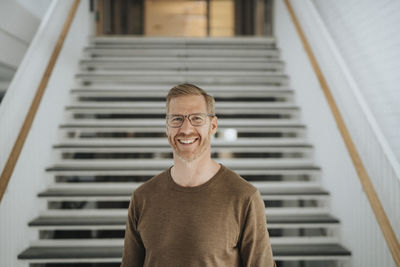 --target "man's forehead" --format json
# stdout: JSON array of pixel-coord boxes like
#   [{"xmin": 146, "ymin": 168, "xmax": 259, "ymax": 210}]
[{"xmin": 167, "ymin": 95, "xmax": 207, "ymax": 112}]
